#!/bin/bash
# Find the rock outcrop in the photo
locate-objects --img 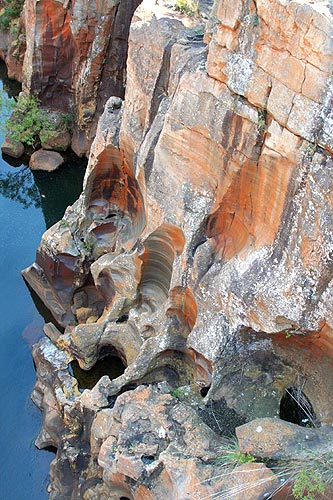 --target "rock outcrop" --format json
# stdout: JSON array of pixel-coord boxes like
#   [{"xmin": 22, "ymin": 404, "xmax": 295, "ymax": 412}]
[
  {"xmin": 32, "ymin": 337, "xmax": 279, "ymax": 500},
  {"xmin": 22, "ymin": 0, "xmax": 141, "ymax": 156},
  {"xmin": 21, "ymin": 0, "xmax": 333, "ymax": 497}
]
